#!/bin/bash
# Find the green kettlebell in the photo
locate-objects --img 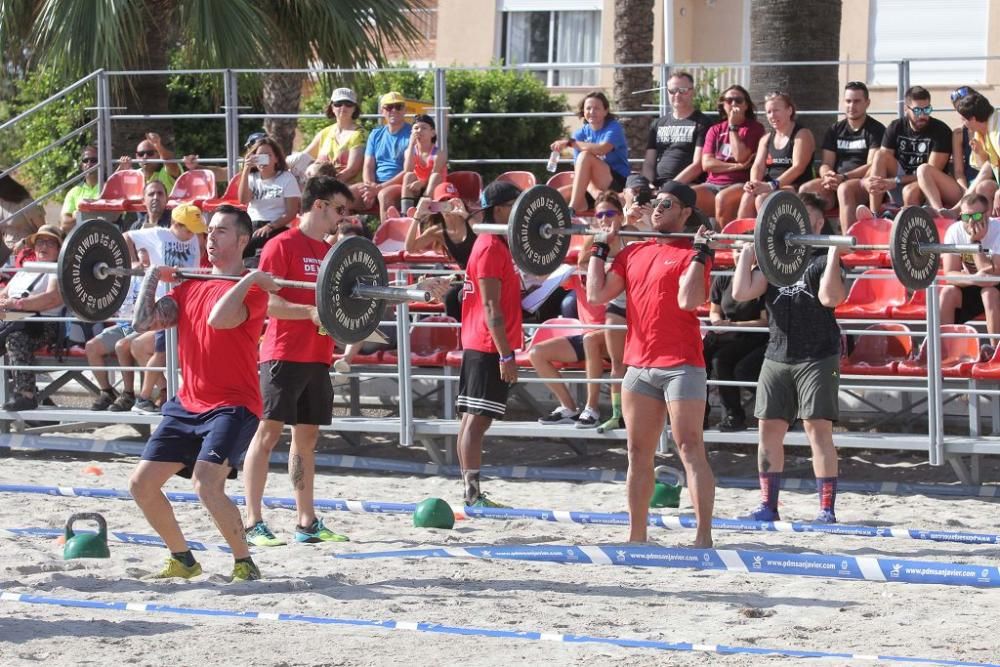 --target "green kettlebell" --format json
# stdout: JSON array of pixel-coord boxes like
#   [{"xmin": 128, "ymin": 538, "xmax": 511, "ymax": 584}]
[
  {"xmin": 63, "ymin": 512, "xmax": 110, "ymax": 559},
  {"xmin": 649, "ymin": 482, "xmax": 681, "ymax": 509},
  {"xmin": 412, "ymin": 497, "xmax": 455, "ymax": 529}
]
